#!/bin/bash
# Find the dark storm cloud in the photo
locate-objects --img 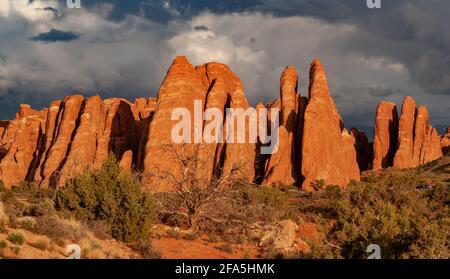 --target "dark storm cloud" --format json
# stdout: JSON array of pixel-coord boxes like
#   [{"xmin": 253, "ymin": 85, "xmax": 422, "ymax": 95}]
[
  {"xmin": 0, "ymin": 0, "xmax": 448, "ymax": 127},
  {"xmin": 194, "ymin": 25, "xmax": 209, "ymax": 31},
  {"xmin": 75, "ymin": 0, "xmax": 450, "ymax": 97},
  {"xmin": 30, "ymin": 29, "xmax": 80, "ymax": 42},
  {"xmin": 66, "ymin": 0, "xmax": 260, "ymax": 22}
]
